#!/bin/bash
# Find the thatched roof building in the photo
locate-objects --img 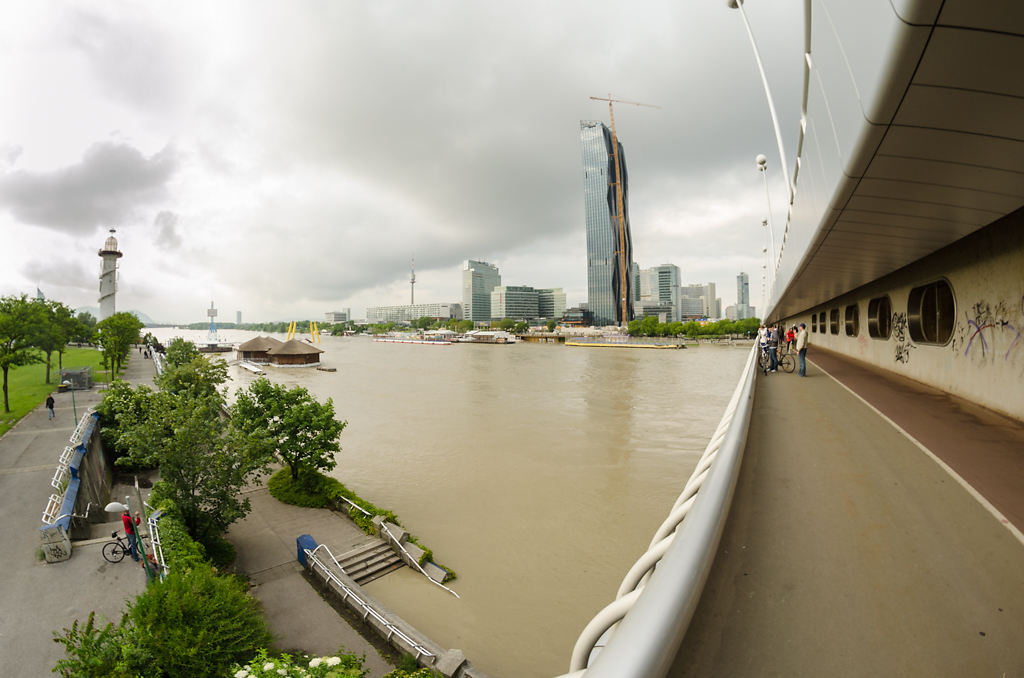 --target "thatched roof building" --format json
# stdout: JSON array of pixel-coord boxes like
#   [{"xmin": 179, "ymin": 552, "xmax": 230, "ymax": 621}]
[
  {"xmin": 237, "ymin": 336, "xmax": 284, "ymax": 363},
  {"xmin": 267, "ymin": 339, "xmax": 324, "ymax": 367}
]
